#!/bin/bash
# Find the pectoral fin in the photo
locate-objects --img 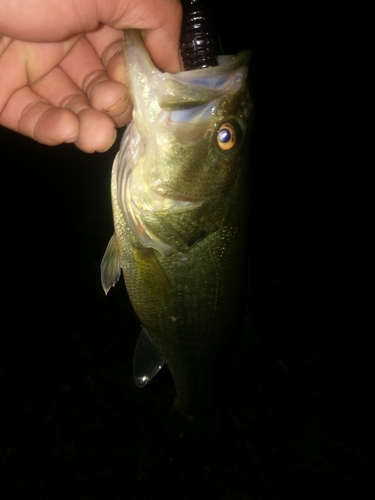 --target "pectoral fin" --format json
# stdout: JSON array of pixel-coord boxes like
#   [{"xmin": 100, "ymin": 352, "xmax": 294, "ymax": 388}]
[
  {"xmin": 133, "ymin": 326, "xmax": 166, "ymax": 387},
  {"xmin": 100, "ymin": 234, "xmax": 121, "ymax": 295},
  {"xmin": 133, "ymin": 247, "xmax": 171, "ymax": 301}
]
